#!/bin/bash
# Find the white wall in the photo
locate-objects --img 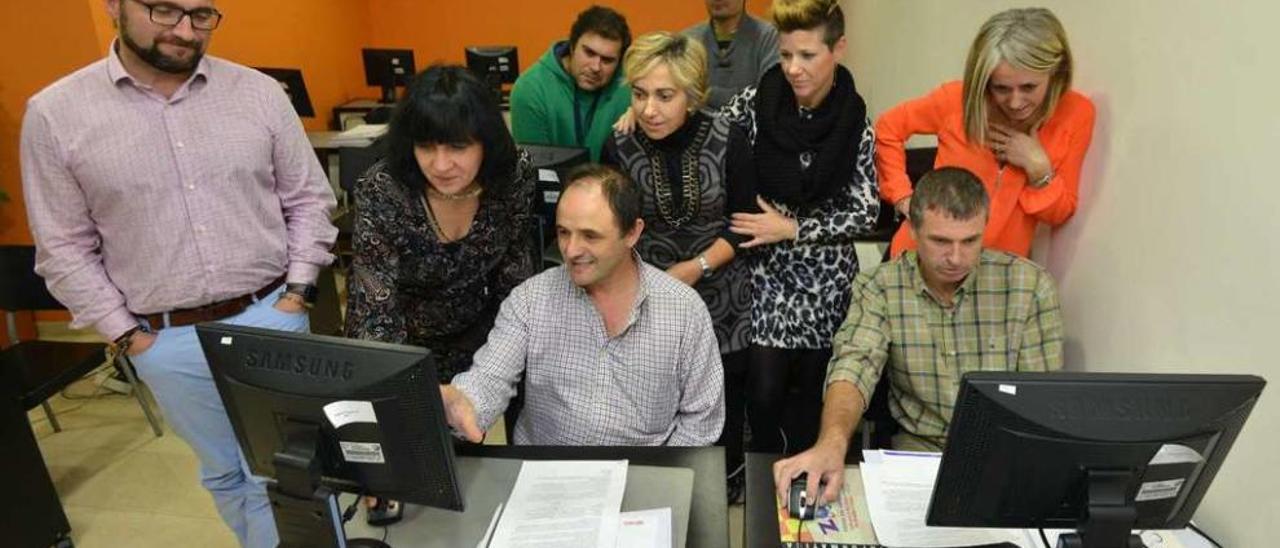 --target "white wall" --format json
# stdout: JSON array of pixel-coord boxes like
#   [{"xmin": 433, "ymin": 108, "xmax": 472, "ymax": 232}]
[{"xmin": 842, "ymin": 1, "xmax": 1280, "ymax": 544}]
